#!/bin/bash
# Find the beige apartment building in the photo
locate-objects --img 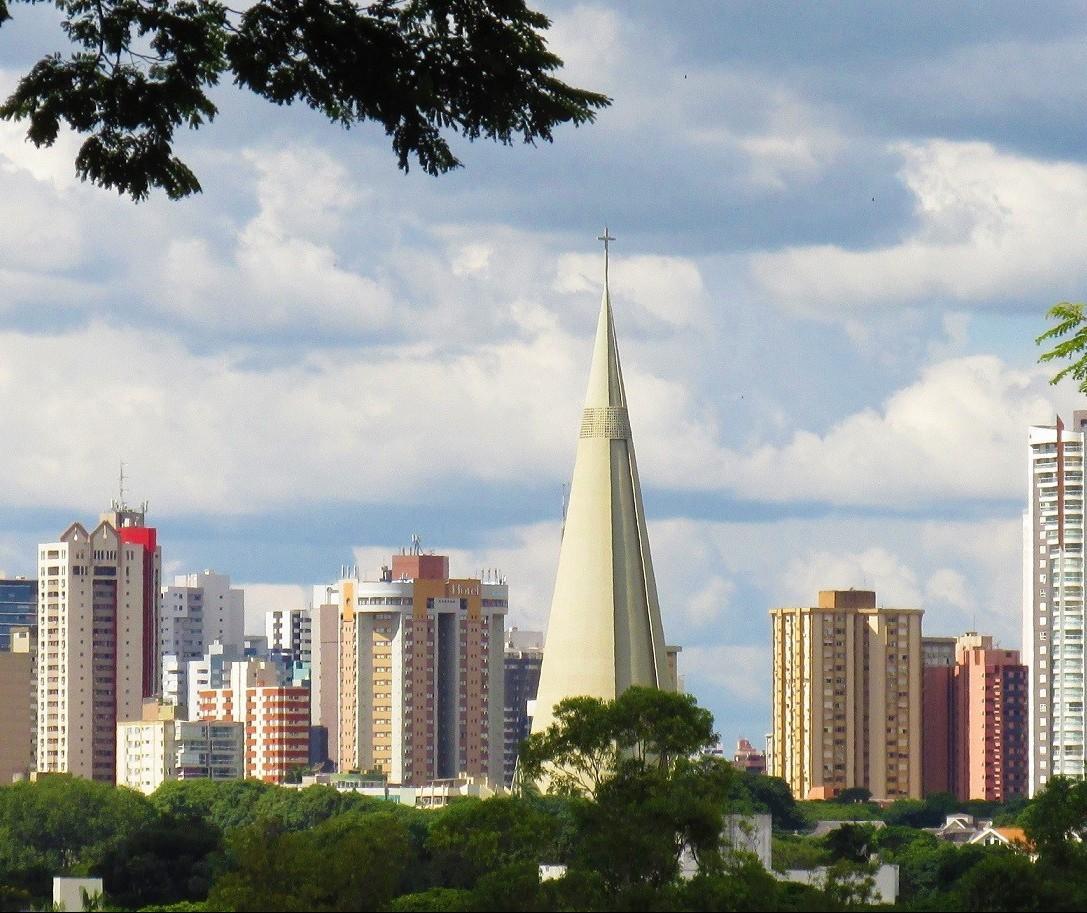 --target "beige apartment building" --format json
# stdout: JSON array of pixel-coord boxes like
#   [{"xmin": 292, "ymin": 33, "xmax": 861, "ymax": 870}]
[
  {"xmin": 769, "ymin": 590, "xmax": 923, "ymax": 802},
  {"xmin": 333, "ymin": 545, "xmax": 506, "ymax": 787},
  {"xmin": 37, "ymin": 505, "xmax": 161, "ymax": 782}
]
